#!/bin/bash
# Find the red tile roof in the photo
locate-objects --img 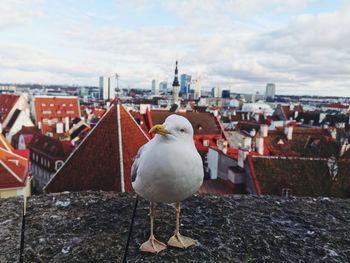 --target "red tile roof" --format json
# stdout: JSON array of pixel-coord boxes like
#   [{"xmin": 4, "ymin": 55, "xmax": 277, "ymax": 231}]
[
  {"xmin": 28, "ymin": 133, "xmax": 73, "ymax": 160},
  {"xmin": 0, "ymin": 148, "xmax": 28, "ymax": 189},
  {"xmin": 45, "ymin": 103, "xmax": 149, "ymax": 193},
  {"xmin": 34, "ymin": 96, "xmax": 80, "ymax": 134},
  {"xmin": 11, "ymin": 126, "xmax": 39, "ymax": 149},
  {"xmin": 0, "ymin": 94, "xmax": 19, "ymax": 123},
  {"xmin": 323, "ymin": 103, "xmax": 349, "ymax": 109},
  {"xmin": 0, "ymin": 133, "xmax": 14, "ymax": 152},
  {"xmin": 249, "ymin": 156, "xmax": 350, "ymax": 198},
  {"xmin": 148, "ymin": 111, "xmax": 222, "ymax": 135}
]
